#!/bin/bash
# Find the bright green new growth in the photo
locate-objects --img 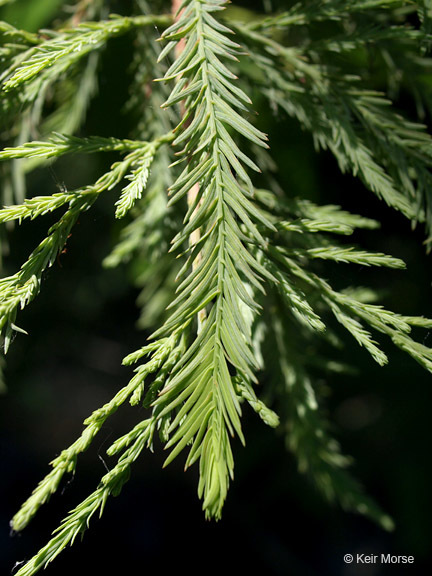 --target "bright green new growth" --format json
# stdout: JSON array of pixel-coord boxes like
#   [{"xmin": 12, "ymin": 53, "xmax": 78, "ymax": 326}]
[{"xmin": 1, "ymin": 0, "xmax": 432, "ymax": 573}]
